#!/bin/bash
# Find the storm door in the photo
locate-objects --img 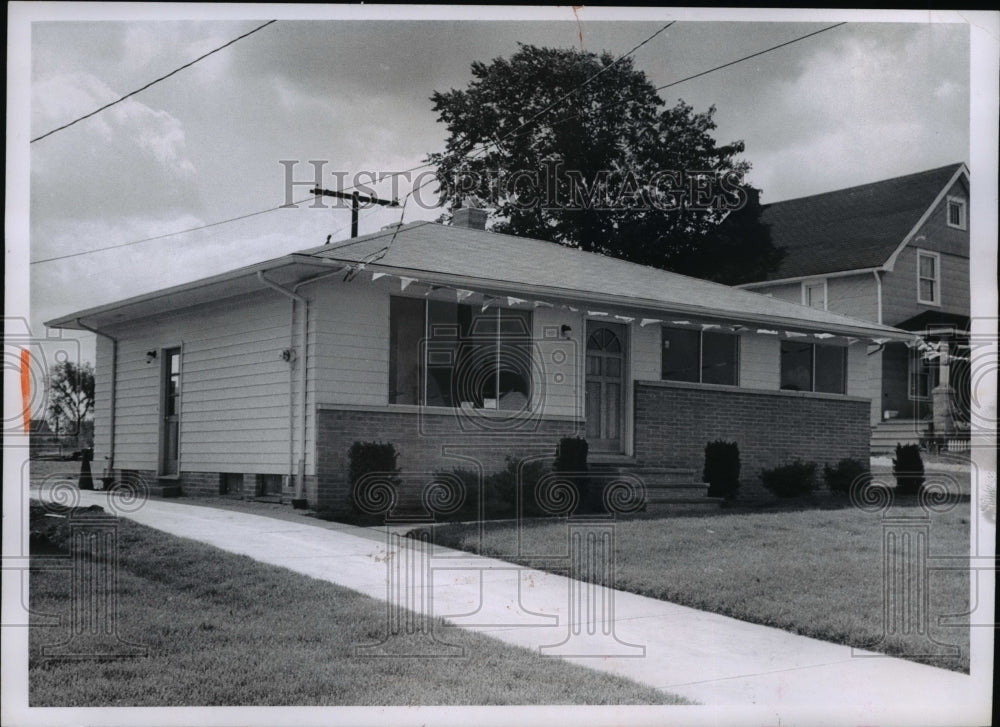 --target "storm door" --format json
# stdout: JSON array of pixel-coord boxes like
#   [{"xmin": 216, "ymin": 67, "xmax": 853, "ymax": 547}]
[{"xmin": 159, "ymin": 348, "xmax": 181, "ymax": 476}]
